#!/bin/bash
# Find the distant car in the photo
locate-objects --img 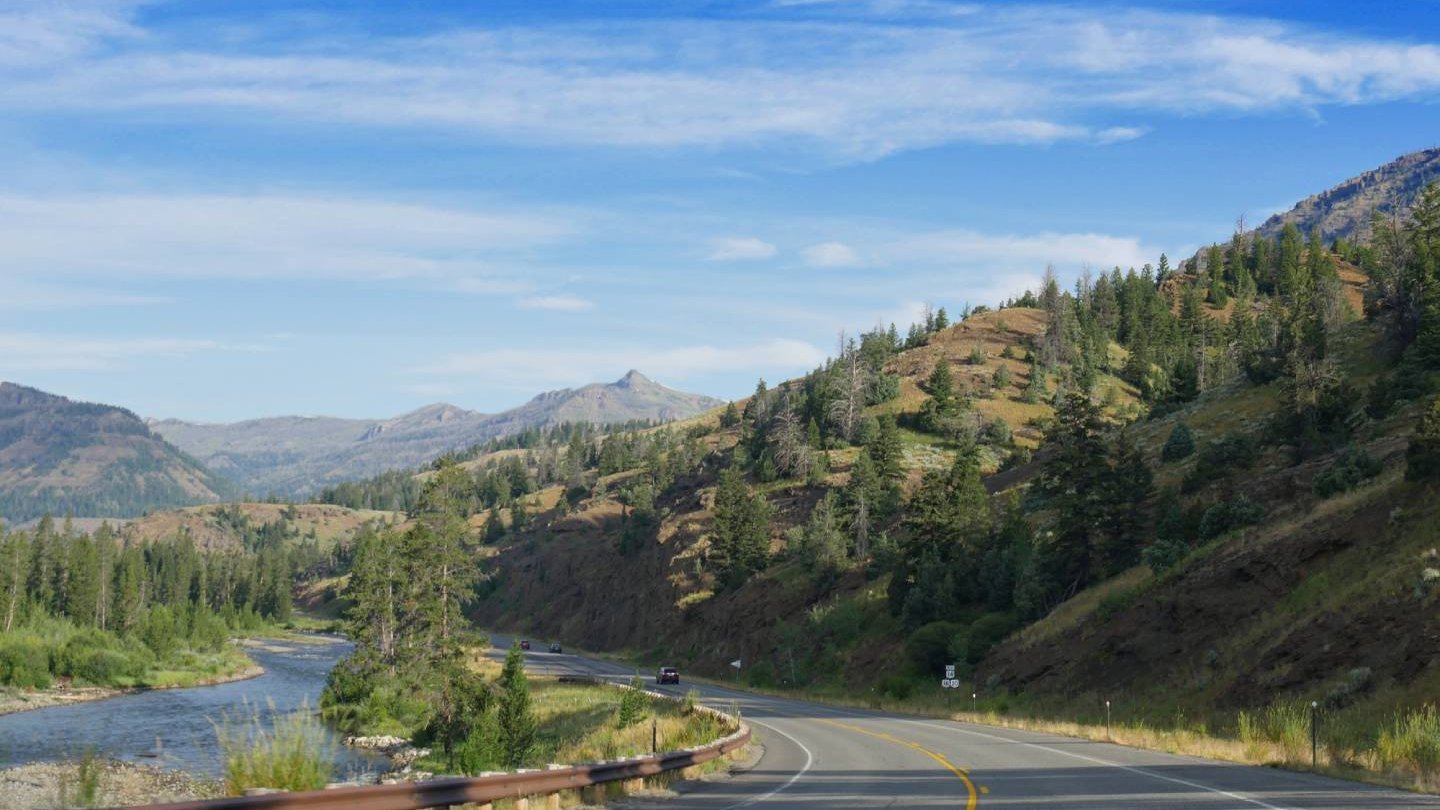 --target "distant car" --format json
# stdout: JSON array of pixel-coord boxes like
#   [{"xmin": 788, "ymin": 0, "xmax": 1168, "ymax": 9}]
[
  {"xmin": 656, "ymin": 666, "xmax": 680, "ymax": 685},
  {"xmin": 549, "ymin": 642, "xmax": 563, "ymax": 653},
  {"xmin": 519, "ymin": 639, "xmax": 531, "ymax": 651}
]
